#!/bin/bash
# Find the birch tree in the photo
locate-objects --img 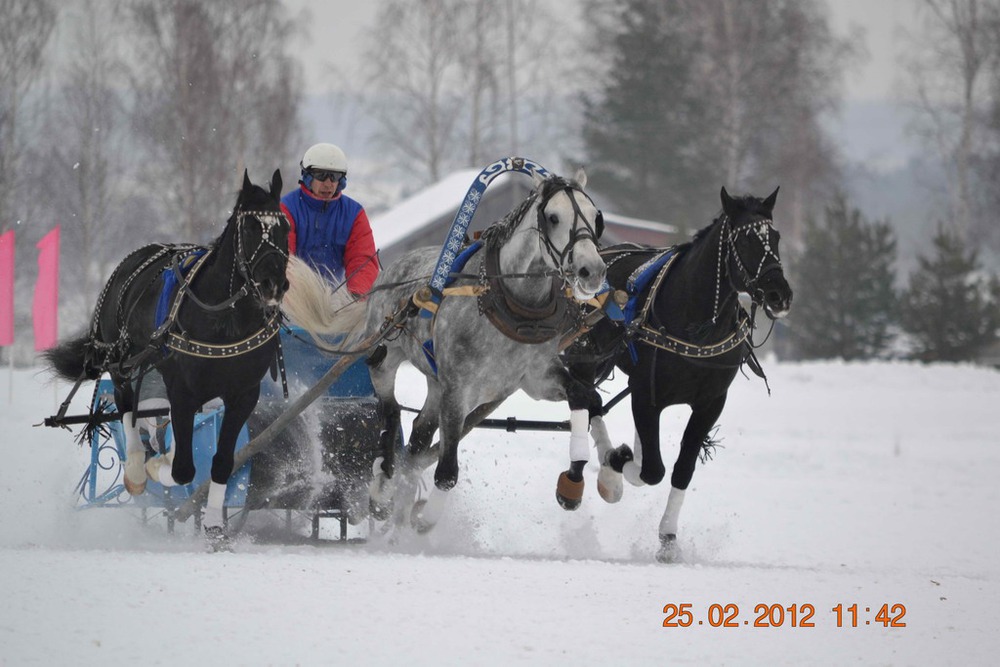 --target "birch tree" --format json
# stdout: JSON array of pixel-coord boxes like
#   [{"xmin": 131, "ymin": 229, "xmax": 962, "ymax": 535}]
[
  {"xmin": 127, "ymin": 0, "xmax": 300, "ymax": 241},
  {"xmin": 903, "ymin": 0, "xmax": 998, "ymax": 247},
  {"xmin": 44, "ymin": 0, "xmax": 128, "ymax": 324},
  {"xmin": 363, "ymin": 0, "xmax": 580, "ymax": 185},
  {"xmin": 0, "ymin": 0, "xmax": 57, "ymax": 232}
]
